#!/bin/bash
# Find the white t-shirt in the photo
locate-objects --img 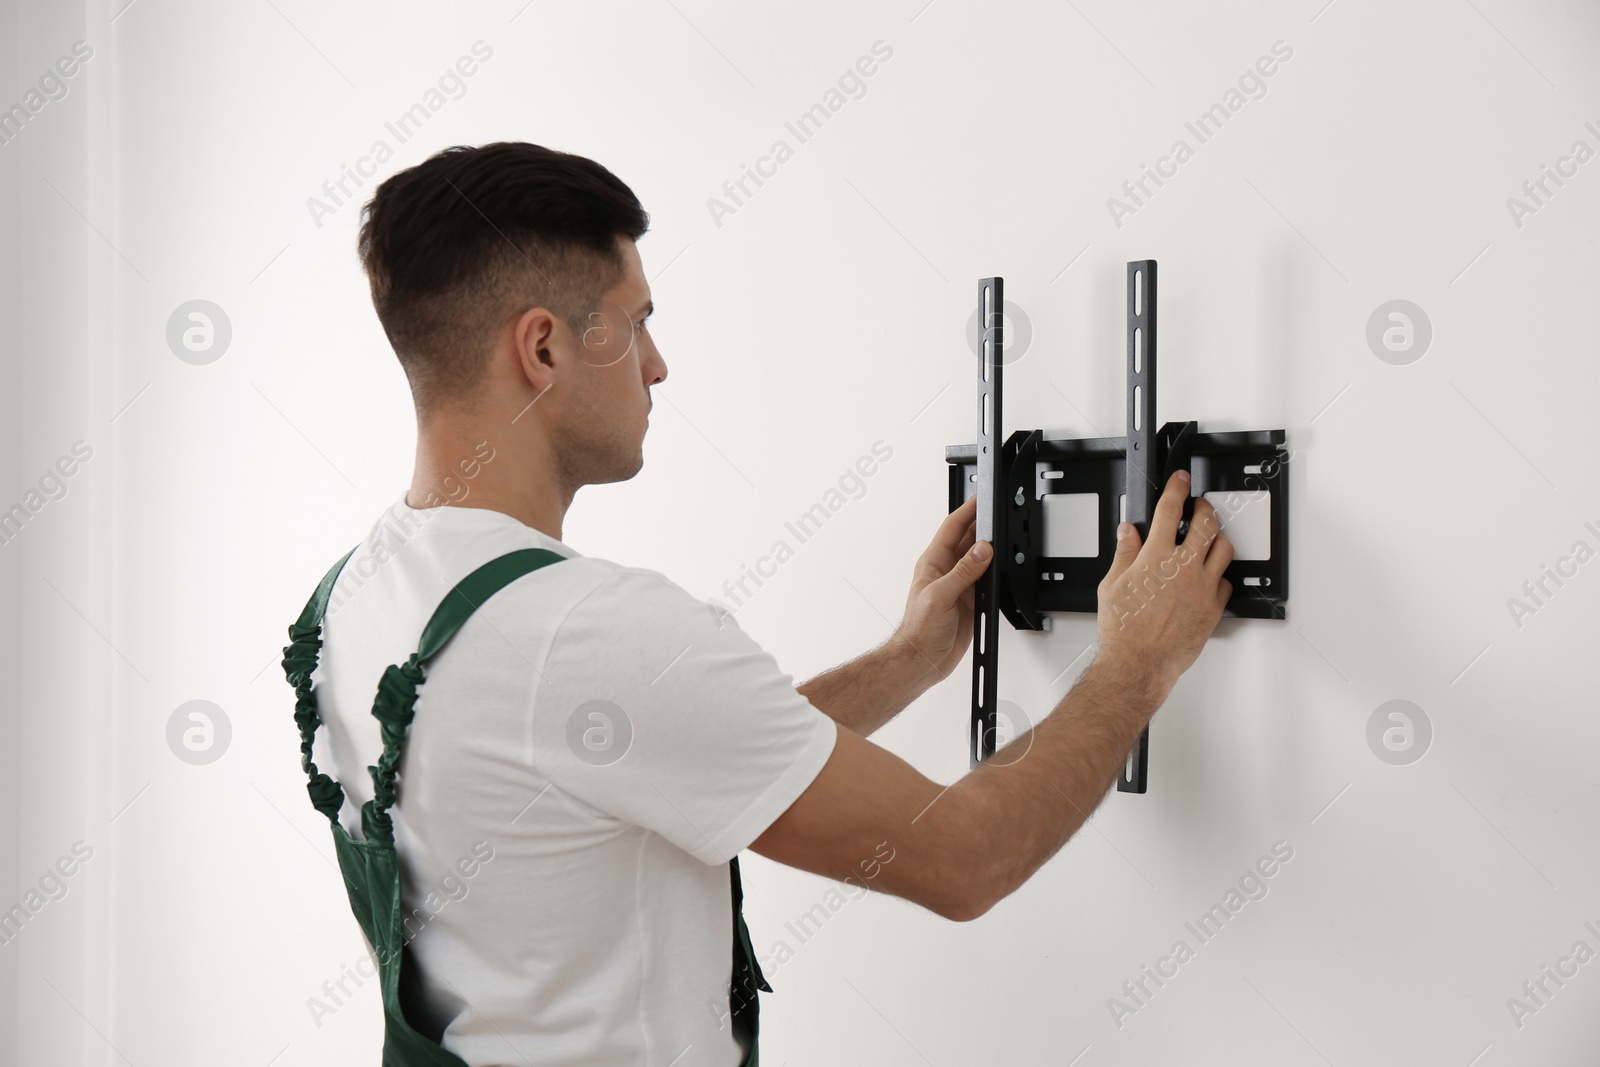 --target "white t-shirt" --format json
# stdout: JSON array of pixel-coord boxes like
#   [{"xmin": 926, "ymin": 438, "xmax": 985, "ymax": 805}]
[{"xmin": 312, "ymin": 492, "xmax": 838, "ymax": 1067}]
